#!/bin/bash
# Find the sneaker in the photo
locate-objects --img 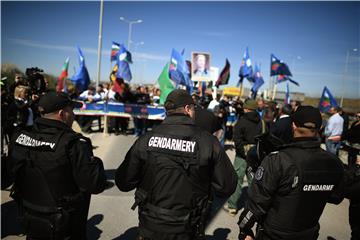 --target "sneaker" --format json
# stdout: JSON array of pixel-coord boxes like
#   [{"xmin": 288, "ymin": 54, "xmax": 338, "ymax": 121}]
[{"xmin": 223, "ymin": 205, "xmax": 238, "ymax": 216}]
